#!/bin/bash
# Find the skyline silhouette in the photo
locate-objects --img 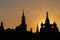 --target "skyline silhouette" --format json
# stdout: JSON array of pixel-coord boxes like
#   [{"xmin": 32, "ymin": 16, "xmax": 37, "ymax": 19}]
[
  {"xmin": 0, "ymin": 11, "xmax": 60, "ymax": 40},
  {"xmin": 0, "ymin": 0, "xmax": 60, "ymax": 40},
  {"xmin": 0, "ymin": 0, "xmax": 60, "ymax": 32},
  {"xmin": 0, "ymin": 10, "xmax": 59, "ymax": 33}
]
